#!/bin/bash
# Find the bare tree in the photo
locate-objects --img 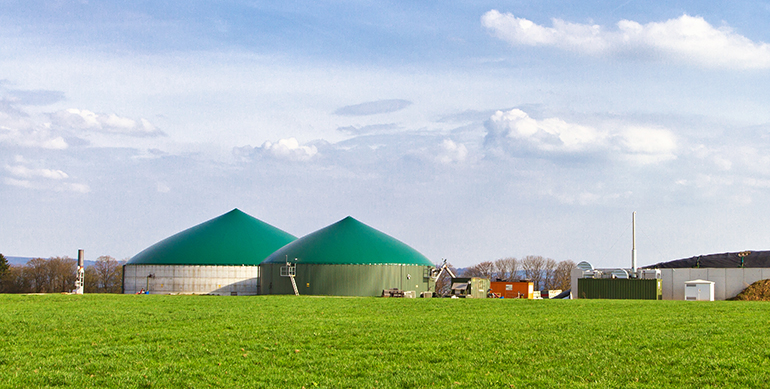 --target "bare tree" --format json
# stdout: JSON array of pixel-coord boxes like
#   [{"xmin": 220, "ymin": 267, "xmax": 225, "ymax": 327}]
[
  {"xmin": 22, "ymin": 257, "xmax": 76, "ymax": 293},
  {"xmin": 553, "ymin": 260, "xmax": 576, "ymax": 291},
  {"xmin": 84, "ymin": 266, "xmax": 98, "ymax": 293},
  {"xmin": 542, "ymin": 258, "xmax": 558, "ymax": 290},
  {"xmin": 26, "ymin": 258, "xmax": 49, "ymax": 293},
  {"xmin": 521, "ymin": 255, "xmax": 546, "ymax": 290},
  {"xmin": 1, "ymin": 265, "xmax": 31, "ymax": 293},
  {"xmin": 47, "ymin": 257, "xmax": 77, "ymax": 293},
  {"xmin": 462, "ymin": 261, "xmax": 495, "ymax": 280},
  {"xmin": 493, "ymin": 257, "xmax": 518, "ymax": 281},
  {"xmin": 91, "ymin": 256, "xmax": 124, "ymax": 293}
]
